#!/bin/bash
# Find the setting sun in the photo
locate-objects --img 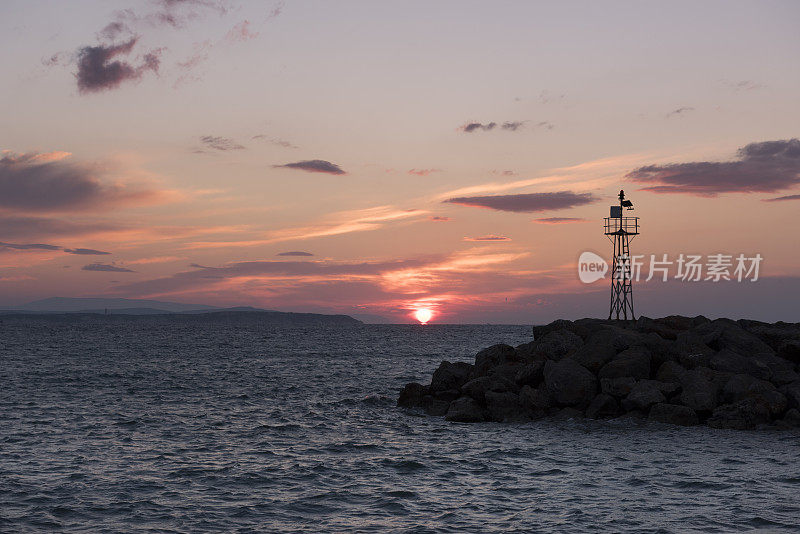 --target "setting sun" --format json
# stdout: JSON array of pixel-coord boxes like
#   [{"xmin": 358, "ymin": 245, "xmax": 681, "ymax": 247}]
[{"xmin": 414, "ymin": 308, "xmax": 433, "ymax": 324}]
